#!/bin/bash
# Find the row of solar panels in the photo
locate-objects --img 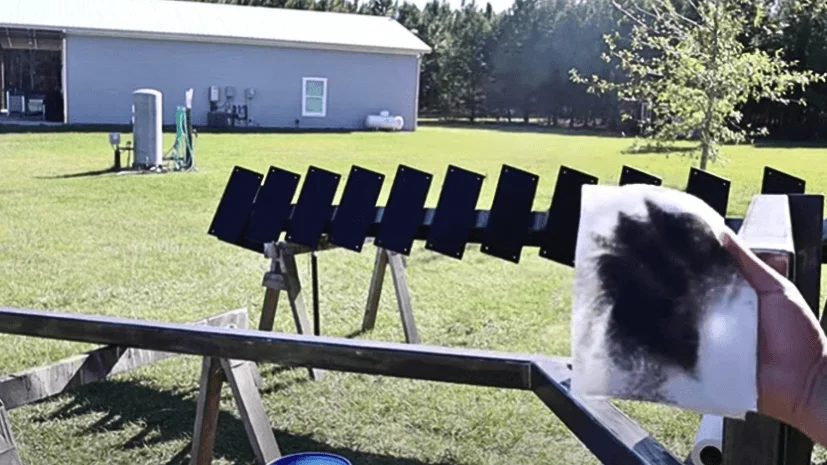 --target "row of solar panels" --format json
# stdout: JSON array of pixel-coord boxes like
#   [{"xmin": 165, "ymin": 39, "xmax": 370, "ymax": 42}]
[{"xmin": 207, "ymin": 163, "xmax": 806, "ymax": 265}]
